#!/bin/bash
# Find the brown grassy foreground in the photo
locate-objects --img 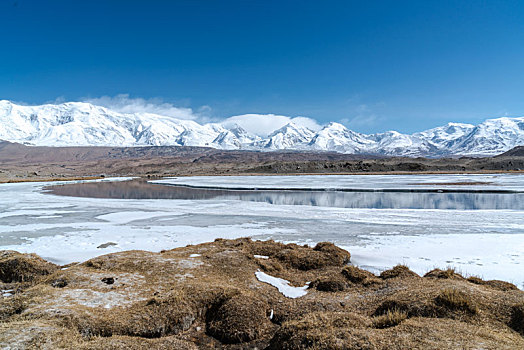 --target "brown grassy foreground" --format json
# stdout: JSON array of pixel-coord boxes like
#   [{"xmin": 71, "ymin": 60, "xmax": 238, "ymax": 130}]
[{"xmin": 0, "ymin": 239, "xmax": 523, "ymax": 349}]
